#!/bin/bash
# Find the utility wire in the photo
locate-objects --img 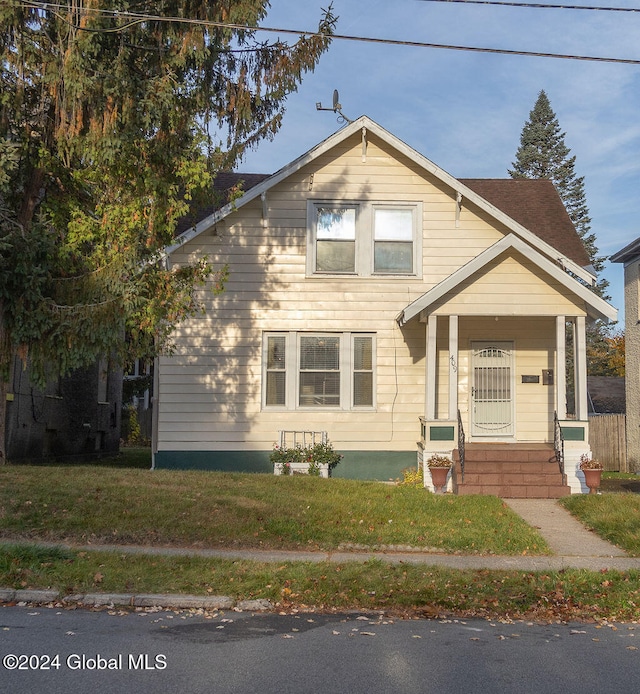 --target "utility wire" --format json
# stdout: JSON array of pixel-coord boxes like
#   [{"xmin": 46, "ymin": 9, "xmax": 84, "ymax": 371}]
[
  {"xmin": 416, "ymin": 0, "xmax": 640, "ymax": 12},
  {"xmin": 17, "ymin": 0, "xmax": 640, "ymax": 65}
]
